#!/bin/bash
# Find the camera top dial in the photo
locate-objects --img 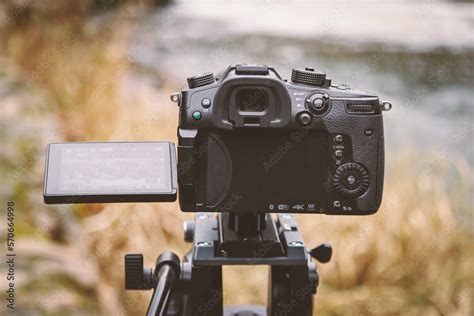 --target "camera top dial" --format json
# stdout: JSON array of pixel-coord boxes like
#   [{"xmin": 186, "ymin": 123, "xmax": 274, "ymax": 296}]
[
  {"xmin": 187, "ymin": 72, "xmax": 215, "ymax": 88},
  {"xmin": 291, "ymin": 67, "xmax": 327, "ymax": 86}
]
